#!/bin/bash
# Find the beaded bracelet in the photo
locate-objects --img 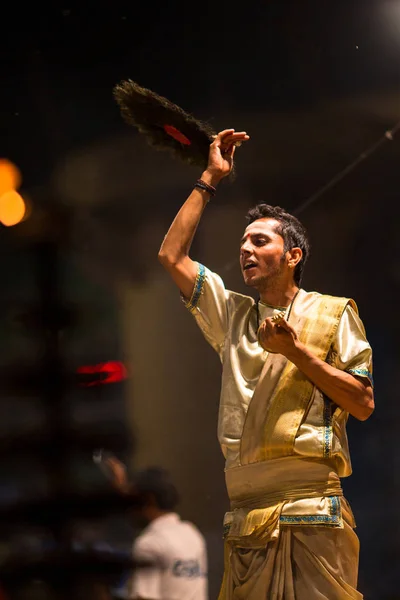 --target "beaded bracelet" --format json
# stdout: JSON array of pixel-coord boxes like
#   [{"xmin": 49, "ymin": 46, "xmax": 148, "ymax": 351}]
[{"xmin": 194, "ymin": 179, "xmax": 217, "ymax": 197}]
